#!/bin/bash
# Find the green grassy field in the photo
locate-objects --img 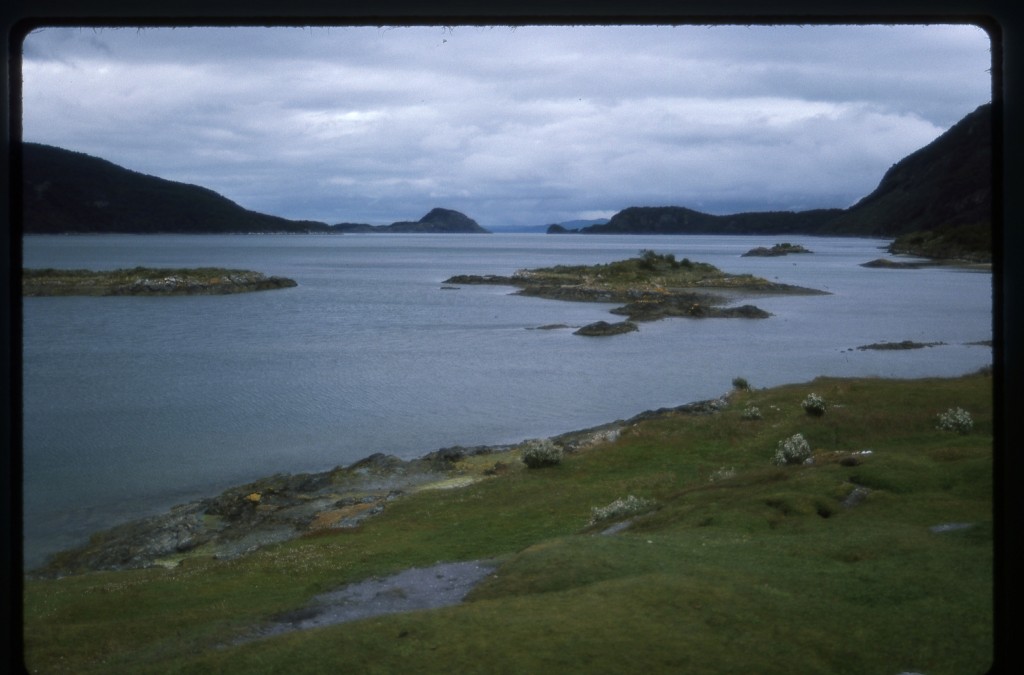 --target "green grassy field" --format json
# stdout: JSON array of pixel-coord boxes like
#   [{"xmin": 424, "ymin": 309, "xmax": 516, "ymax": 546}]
[{"xmin": 21, "ymin": 372, "xmax": 994, "ymax": 674}]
